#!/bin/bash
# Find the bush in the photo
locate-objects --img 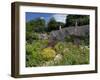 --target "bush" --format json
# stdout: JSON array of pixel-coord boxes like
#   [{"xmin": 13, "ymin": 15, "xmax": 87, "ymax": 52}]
[
  {"xmin": 61, "ymin": 44, "xmax": 89, "ymax": 65},
  {"xmin": 26, "ymin": 40, "xmax": 89, "ymax": 67},
  {"xmin": 26, "ymin": 32, "xmax": 39, "ymax": 43},
  {"xmin": 65, "ymin": 35, "xmax": 74, "ymax": 42},
  {"xmin": 26, "ymin": 51, "xmax": 43, "ymax": 67},
  {"xmin": 54, "ymin": 42, "xmax": 65, "ymax": 55},
  {"xmin": 26, "ymin": 41, "xmax": 46, "ymax": 67},
  {"xmin": 41, "ymin": 47, "xmax": 56, "ymax": 61}
]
